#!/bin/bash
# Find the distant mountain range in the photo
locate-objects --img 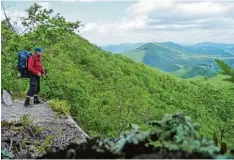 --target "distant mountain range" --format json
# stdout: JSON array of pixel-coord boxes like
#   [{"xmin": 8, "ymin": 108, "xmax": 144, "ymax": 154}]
[
  {"xmin": 101, "ymin": 42, "xmax": 234, "ymax": 56},
  {"xmin": 101, "ymin": 42, "xmax": 234, "ymax": 78},
  {"xmin": 162, "ymin": 42, "xmax": 234, "ymax": 57}
]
